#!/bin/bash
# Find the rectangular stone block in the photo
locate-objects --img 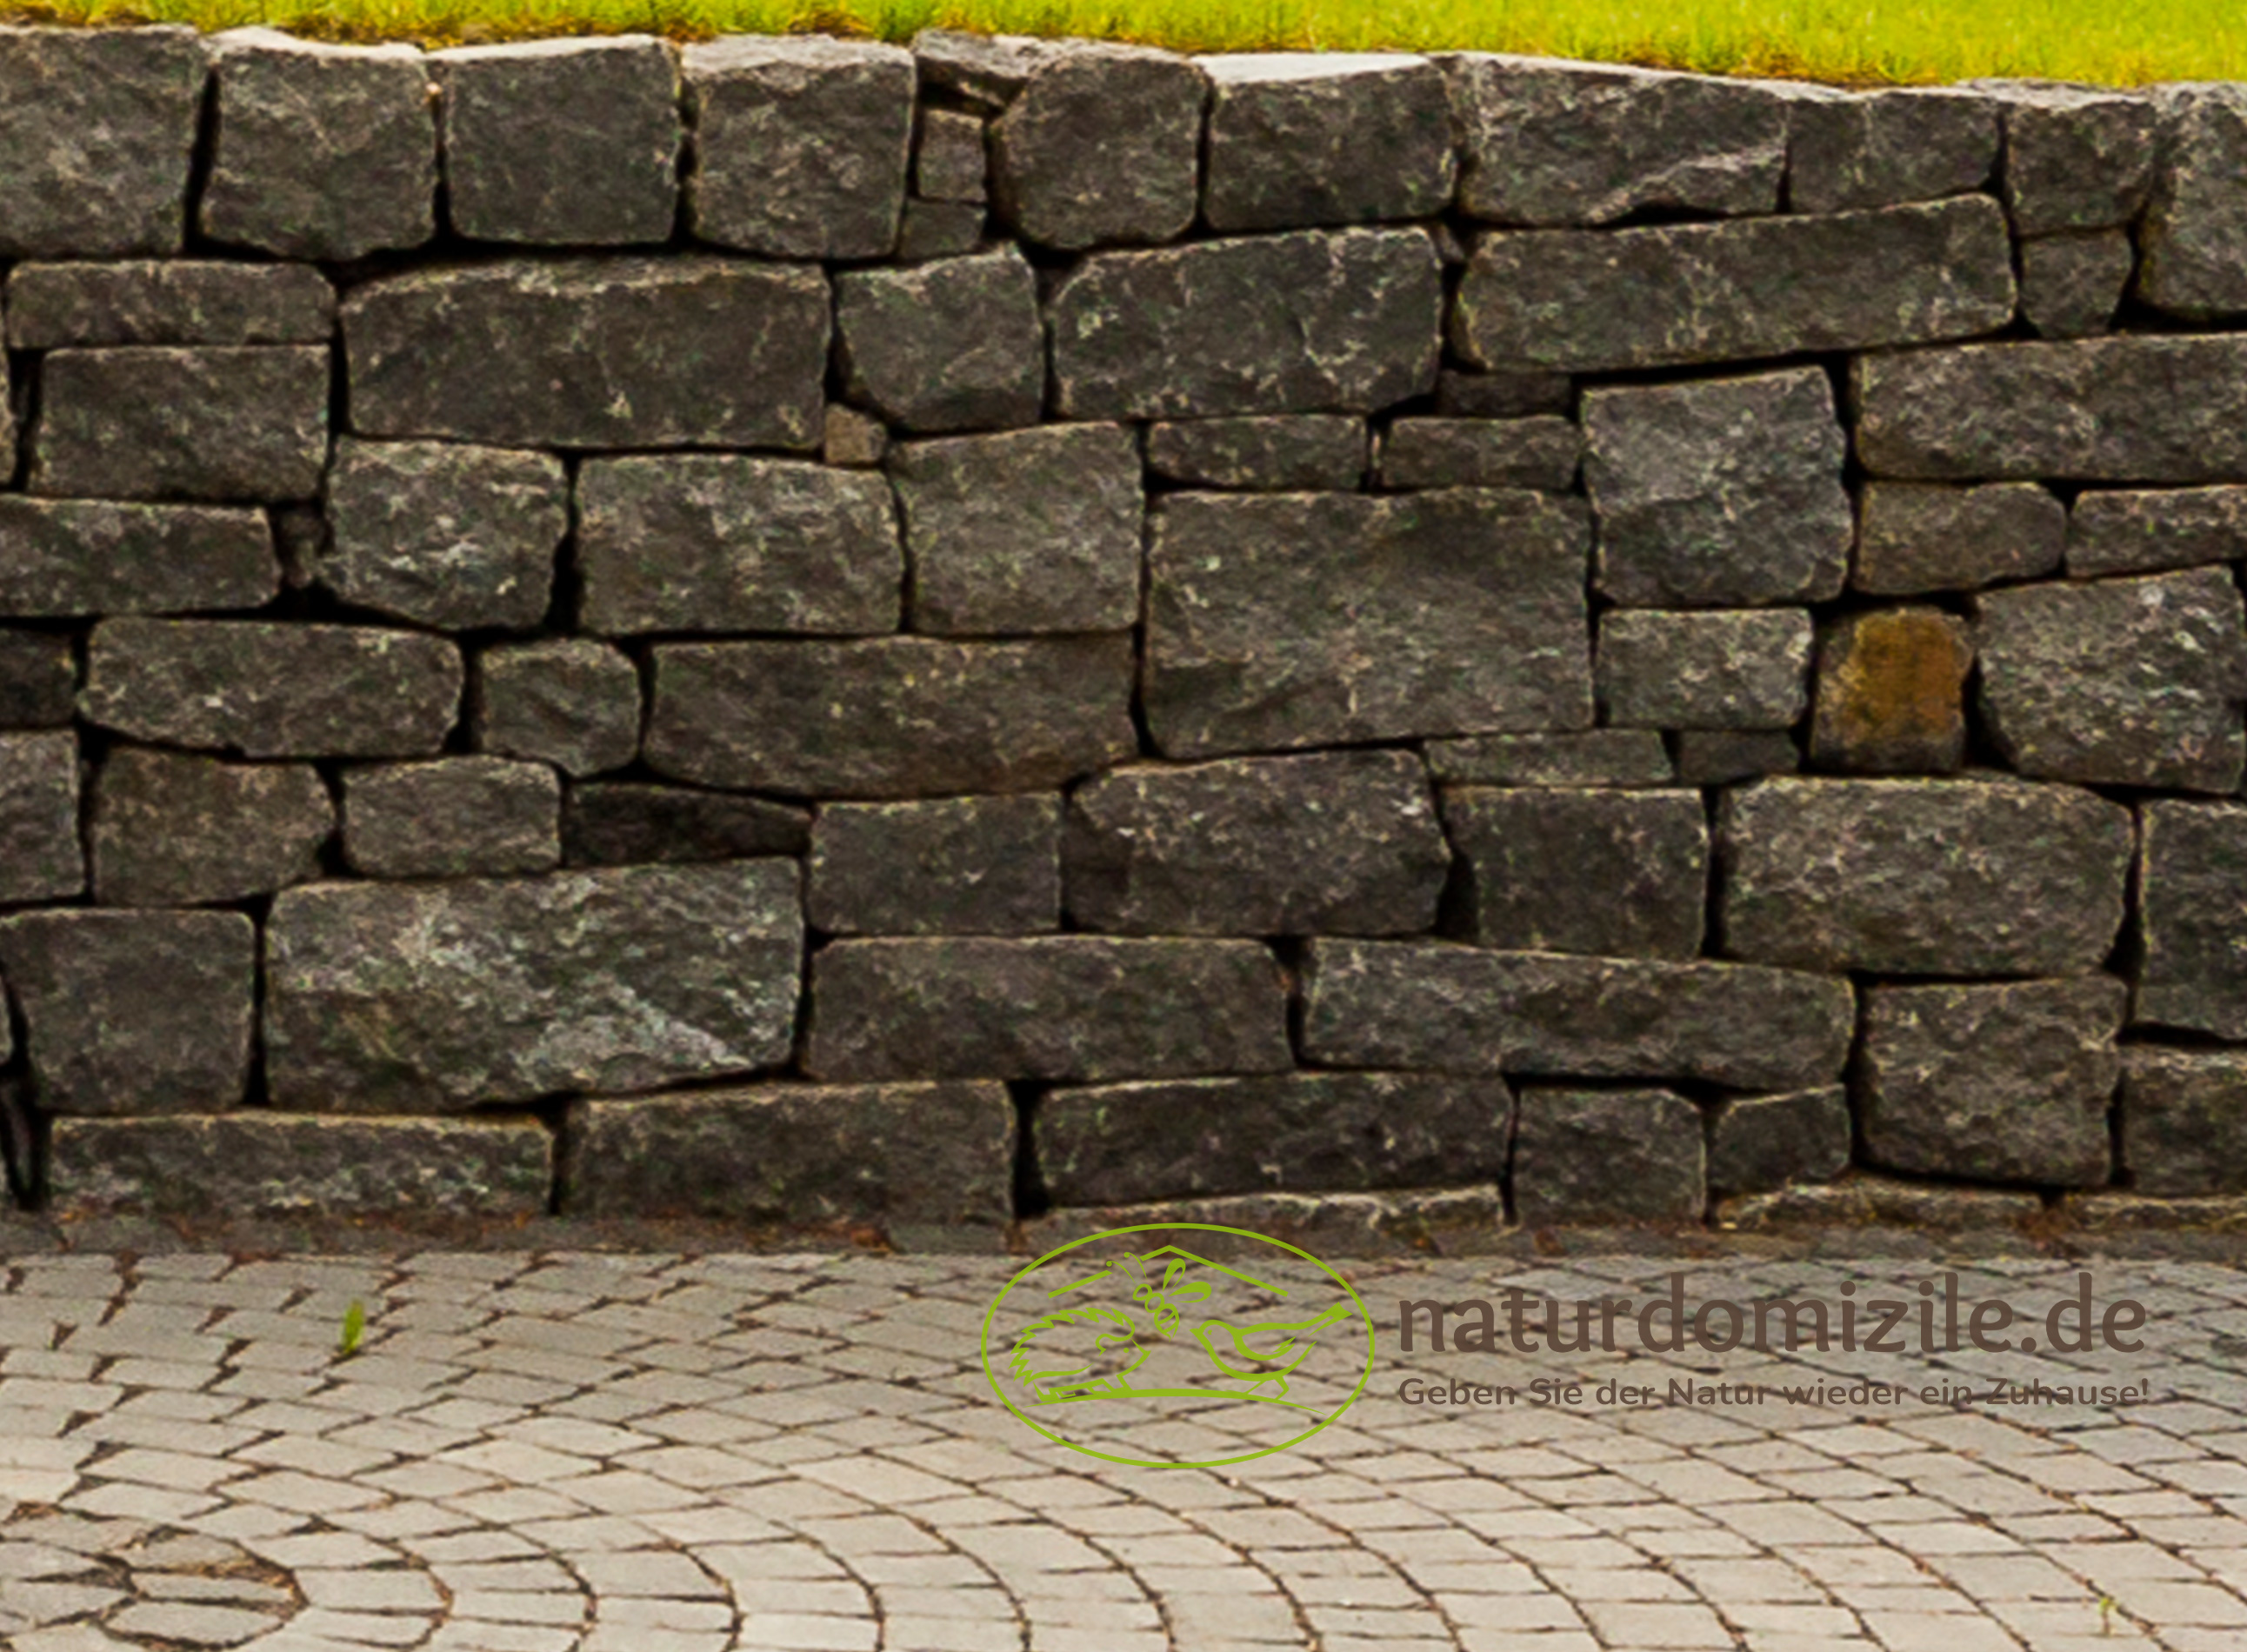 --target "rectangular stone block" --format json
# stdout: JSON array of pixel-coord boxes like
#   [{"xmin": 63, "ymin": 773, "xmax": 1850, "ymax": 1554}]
[
  {"xmin": 1810, "ymin": 608, "xmax": 1973, "ymax": 774},
  {"xmin": 1200, "ymin": 53, "xmax": 1455, "ymax": 231},
  {"xmin": 1514, "ymin": 1088, "xmax": 1704, "ymax": 1226},
  {"xmin": 990, "ymin": 43, "xmax": 1204, "ymax": 250},
  {"xmin": 563, "ymin": 783, "xmax": 809, "ymax": 868},
  {"xmin": 472, "ymin": 638, "xmax": 640, "ymax": 778},
  {"xmin": 0, "ymin": 729, "xmax": 83, "ymax": 901},
  {"xmin": 1442, "ymin": 787, "xmax": 1707, "ymax": 959},
  {"xmin": 92, "ymin": 747, "xmax": 332, "ymax": 906},
  {"xmin": 1675, "ymin": 729, "xmax": 1798, "ymax": 785},
  {"xmin": 6, "ymin": 261, "xmax": 334, "ymax": 347},
  {"xmin": 0, "ymin": 498, "xmax": 276, "ymax": 616},
  {"xmin": 2119, "ymin": 1047, "xmax": 2247, "ymax": 1196},
  {"xmin": 916, "ymin": 107, "xmax": 987, "ymax": 203},
  {"xmin": 0, "ymin": 631, "xmax": 77, "ymax": 727},
  {"xmin": 342, "ymin": 757, "xmax": 560, "ymax": 880},
  {"xmin": 1981, "ymin": 80, "xmax": 2157, "ymax": 235},
  {"xmin": 1595, "ymin": 610, "xmax": 1813, "ymax": 729},
  {"xmin": 809, "ymin": 796, "xmax": 1060, "ymax": 935},
  {"xmin": 2139, "ymin": 83, "xmax": 2247, "ymax": 321},
  {"xmin": 2068, "ymin": 486, "xmax": 2247, "ymax": 576},
  {"xmin": 835, "ymin": 247, "xmax": 1042, "ymax": 433},
  {"xmin": 1377, "ymin": 416, "xmax": 1579, "ymax": 490},
  {"xmin": 1855, "ymin": 481, "xmax": 2065, "ymax": 594},
  {"xmin": 2019, "ymin": 229, "xmax": 2132, "ymax": 337},
  {"xmin": 1782, "ymin": 84, "xmax": 1998, "ymax": 212},
  {"xmin": 31, "ymin": 348, "xmax": 329, "ymax": 503},
  {"xmin": 1144, "ymin": 416, "xmax": 1368, "ymax": 490},
  {"xmin": 2136, "ymin": 800, "xmax": 2247, "ymax": 1040},
  {"xmin": 1437, "ymin": 368, "xmax": 1572, "ymax": 417},
  {"xmin": 1706, "ymin": 1087, "xmax": 1850, "ymax": 1196},
  {"xmin": 1424, "ymin": 729, "xmax": 1673, "ymax": 787},
  {"xmin": 264, "ymin": 862, "xmax": 803, "ymax": 1111}
]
